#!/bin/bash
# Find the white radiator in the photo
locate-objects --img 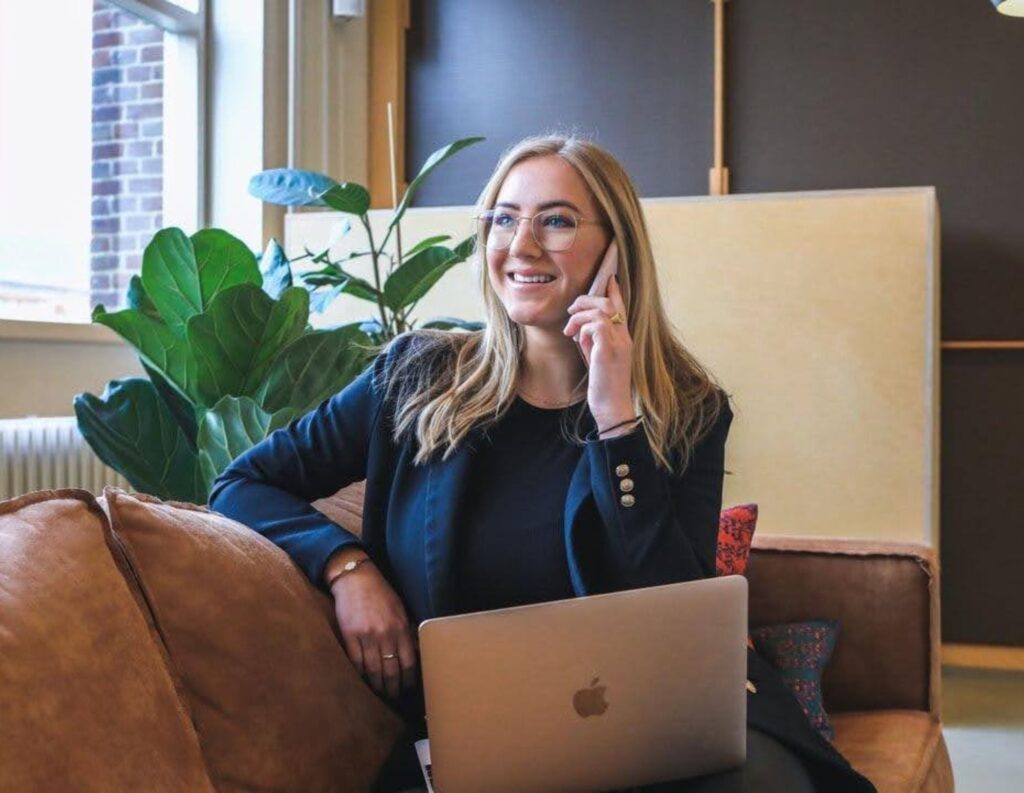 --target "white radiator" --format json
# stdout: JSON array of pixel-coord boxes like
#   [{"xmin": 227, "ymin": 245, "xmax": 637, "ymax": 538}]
[{"xmin": 0, "ymin": 417, "xmax": 129, "ymax": 501}]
